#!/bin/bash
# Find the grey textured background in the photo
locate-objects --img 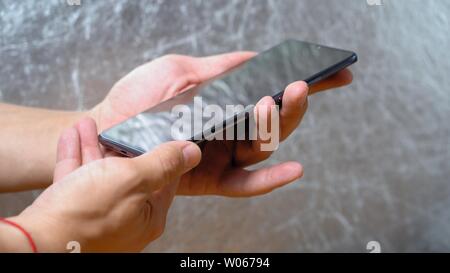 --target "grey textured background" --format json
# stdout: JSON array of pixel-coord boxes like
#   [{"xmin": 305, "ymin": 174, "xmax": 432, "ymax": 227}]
[{"xmin": 1, "ymin": 0, "xmax": 449, "ymax": 252}]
